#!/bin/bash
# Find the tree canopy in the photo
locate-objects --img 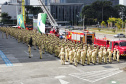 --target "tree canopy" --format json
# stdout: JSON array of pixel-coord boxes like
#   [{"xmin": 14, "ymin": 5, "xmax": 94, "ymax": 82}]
[
  {"xmin": 81, "ymin": 1, "xmax": 126, "ymax": 25},
  {"xmin": 1, "ymin": 12, "xmax": 11, "ymax": 24}
]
